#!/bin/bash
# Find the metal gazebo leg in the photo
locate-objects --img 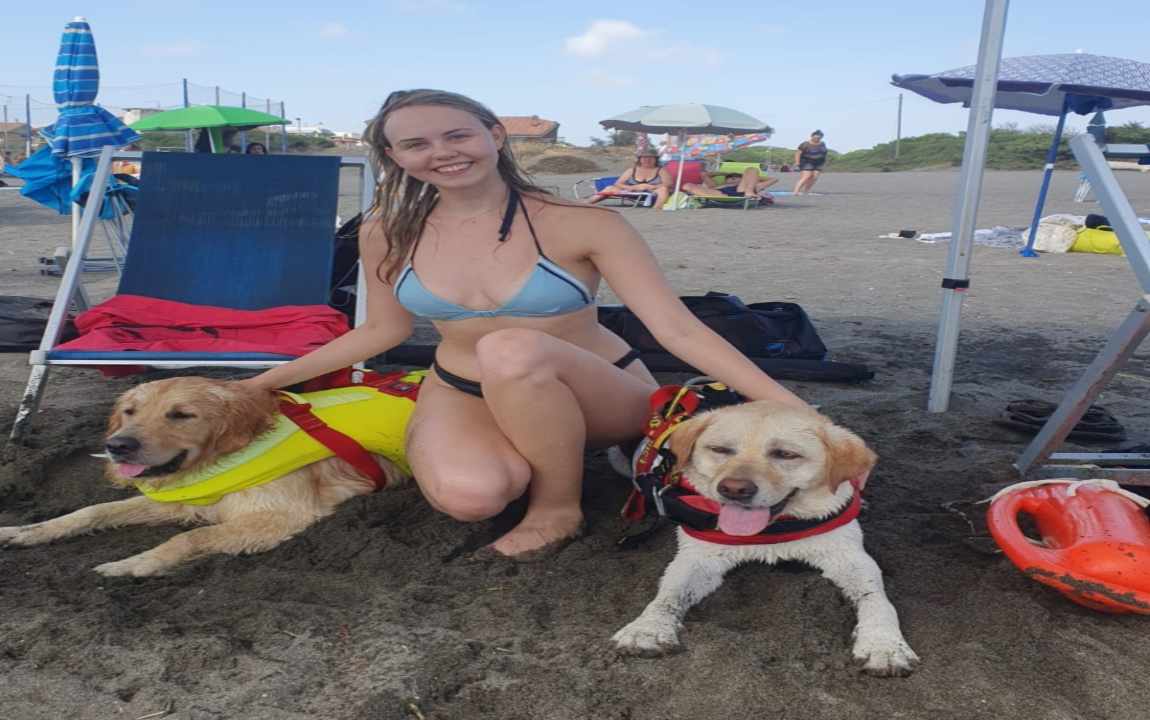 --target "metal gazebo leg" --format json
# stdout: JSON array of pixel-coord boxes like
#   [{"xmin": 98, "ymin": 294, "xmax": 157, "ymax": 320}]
[
  {"xmin": 9, "ymin": 365, "xmax": 51, "ymax": 443},
  {"xmin": 1015, "ymin": 296, "xmax": 1150, "ymax": 477}
]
